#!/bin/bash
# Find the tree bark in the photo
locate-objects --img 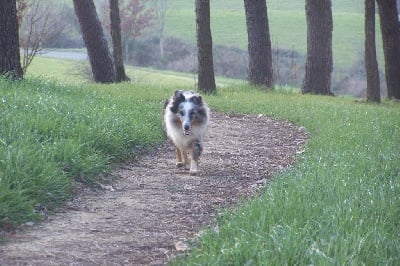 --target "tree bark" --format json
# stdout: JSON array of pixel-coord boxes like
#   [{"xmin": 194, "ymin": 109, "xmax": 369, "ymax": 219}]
[
  {"xmin": 195, "ymin": 0, "xmax": 216, "ymax": 93},
  {"xmin": 365, "ymin": 0, "xmax": 380, "ymax": 103},
  {"xmin": 376, "ymin": 0, "xmax": 400, "ymax": 100},
  {"xmin": 73, "ymin": 0, "xmax": 115, "ymax": 83},
  {"xmin": 0, "ymin": 0, "xmax": 23, "ymax": 79},
  {"xmin": 301, "ymin": 0, "xmax": 333, "ymax": 95},
  {"xmin": 244, "ymin": 0, "xmax": 274, "ymax": 88},
  {"xmin": 109, "ymin": 0, "xmax": 129, "ymax": 82}
]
